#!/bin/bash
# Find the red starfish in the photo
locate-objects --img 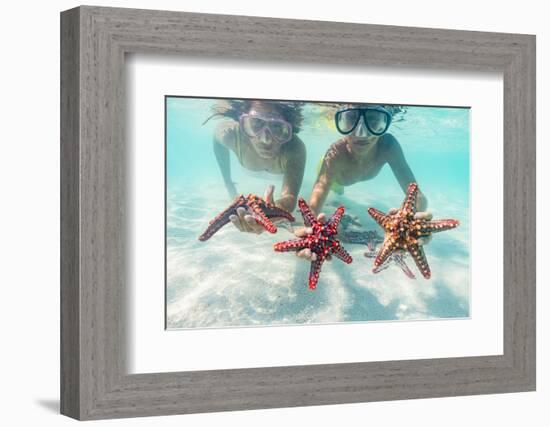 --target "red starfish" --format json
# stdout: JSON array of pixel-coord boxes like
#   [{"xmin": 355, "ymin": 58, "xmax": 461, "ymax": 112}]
[
  {"xmin": 273, "ymin": 198, "xmax": 353, "ymax": 290},
  {"xmin": 198, "ymin": 194, "xmax": 295, "ymax": 241},
  {"xmin": 367, "ymin": 182, "xmax": 460, "ymax": 279}
]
